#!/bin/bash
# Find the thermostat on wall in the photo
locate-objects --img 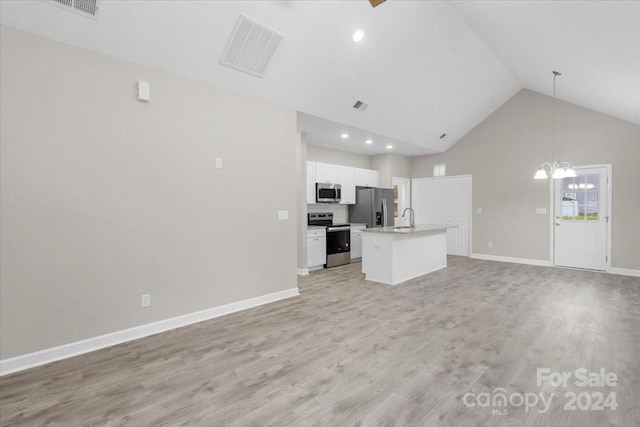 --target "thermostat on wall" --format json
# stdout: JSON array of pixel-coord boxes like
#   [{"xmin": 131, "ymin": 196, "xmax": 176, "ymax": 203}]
[{"xmin": 137, "ymin": 81, "xmax": 150, "ymax": 102}]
